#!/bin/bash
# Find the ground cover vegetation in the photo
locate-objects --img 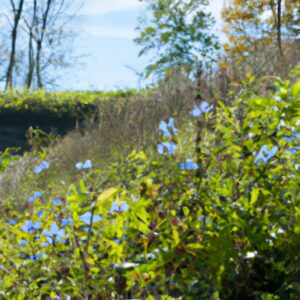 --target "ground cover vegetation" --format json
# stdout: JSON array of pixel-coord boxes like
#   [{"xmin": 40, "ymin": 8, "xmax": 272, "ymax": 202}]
[
  {"xmin": 0, "ymin": 0, "xmax": 300, "ymax": 299},
  {"xmin": 0, "ymin": 89, "xmax": 137, "ymax": 151}
]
